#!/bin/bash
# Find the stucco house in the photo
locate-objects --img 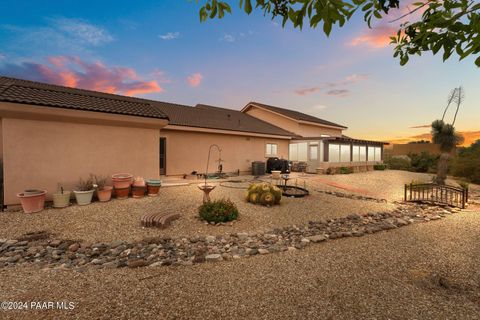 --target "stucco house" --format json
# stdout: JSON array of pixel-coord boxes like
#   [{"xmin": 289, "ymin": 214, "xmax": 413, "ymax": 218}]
[{"xmin": 0, "ymin": 76, "xmax": 386, "ymax": 206}]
